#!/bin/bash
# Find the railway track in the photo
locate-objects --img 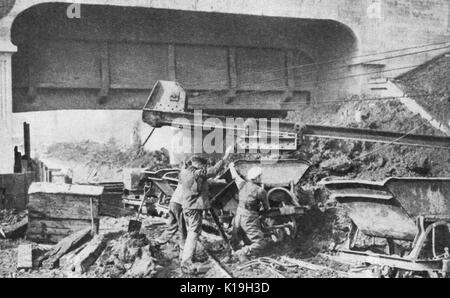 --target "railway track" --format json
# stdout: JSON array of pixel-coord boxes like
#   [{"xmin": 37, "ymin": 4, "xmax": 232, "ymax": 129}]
[{"xmin": 197, "ymin": 241, "xmax": 233, "ymax": 278}]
